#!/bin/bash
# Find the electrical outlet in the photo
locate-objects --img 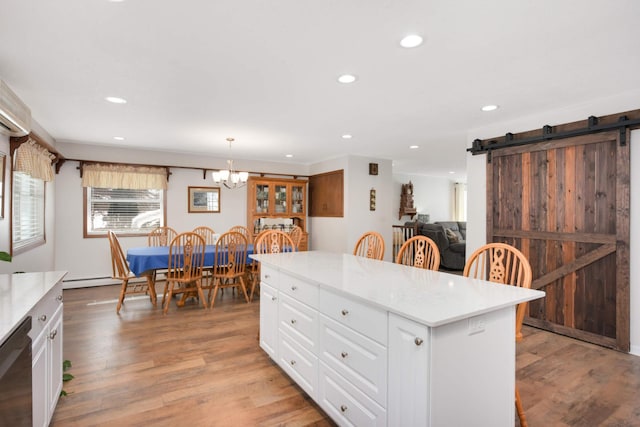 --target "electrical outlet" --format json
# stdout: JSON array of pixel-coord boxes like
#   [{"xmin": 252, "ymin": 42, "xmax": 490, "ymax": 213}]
[{"xmin": 468, "ymin": 315, "xmax": 486, "ymax": 335}]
